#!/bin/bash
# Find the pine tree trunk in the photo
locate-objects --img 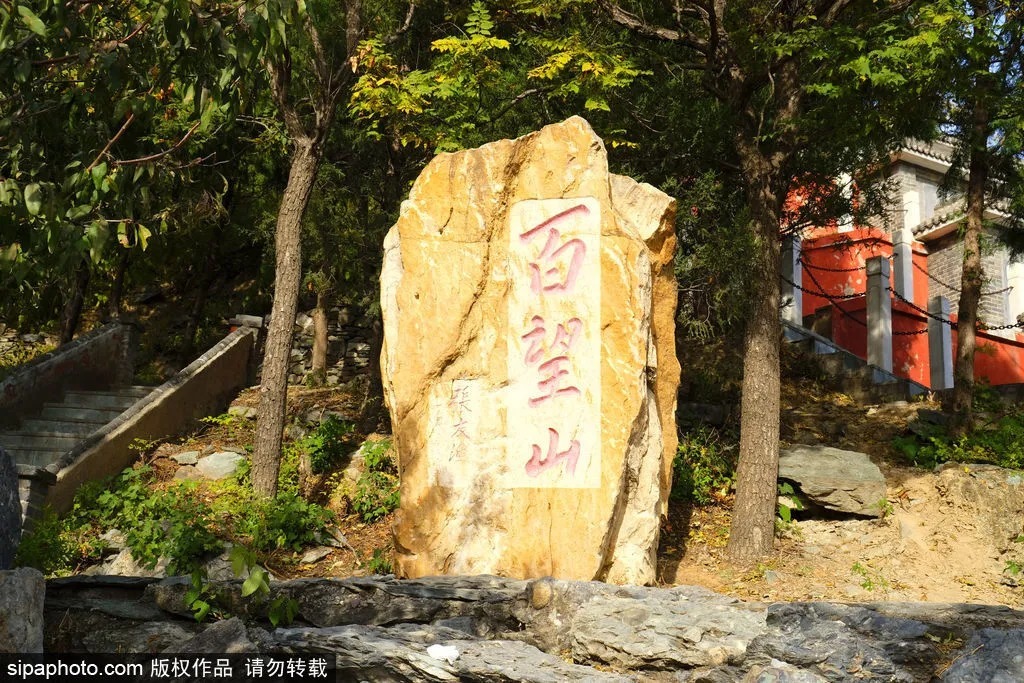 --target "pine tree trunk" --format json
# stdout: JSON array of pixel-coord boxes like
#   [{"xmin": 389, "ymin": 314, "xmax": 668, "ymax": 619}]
[
  {"xmin": 59, "ymin": 258, "xmax": 91, "ymax": 346},
  {"xmin": 310, "ymin": 289, "xmax": 329, "ymax": 386},
  {"xmin": 951, "ymin": 97, "xmax": 991, "ymax": 434},
  {"xmin": 252, "ymin": 139, "xmax": 322, "ymax": 498},
  {"xmin": 726, "ymin": 182, "xmax": 783, "ymax": 563}
]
